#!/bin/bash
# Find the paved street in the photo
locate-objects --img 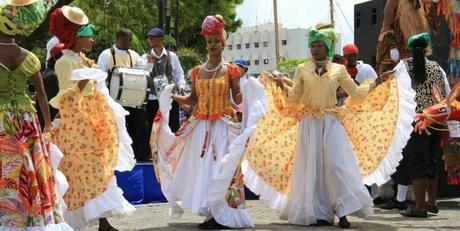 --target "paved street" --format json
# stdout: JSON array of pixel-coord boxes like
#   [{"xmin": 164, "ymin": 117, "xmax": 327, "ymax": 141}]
[{"xmin": 82, "ymin": 198, "xmax": 460, "ymax": 231}]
